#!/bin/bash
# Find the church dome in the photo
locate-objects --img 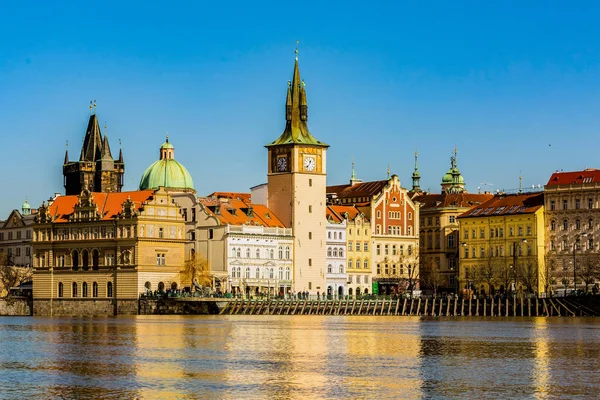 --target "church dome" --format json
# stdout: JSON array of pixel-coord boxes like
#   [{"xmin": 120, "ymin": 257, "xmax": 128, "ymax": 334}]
[
  {"xmin": 139, "ymin": 136, "xmax": 195, "ymax": 191},
  {"xmin": 21, "ymin": 199, "xmax": 31, "ymax": 215},
  {"xmin": 442, "ymin": 171, "xmax": 453, "ymax": 184}
]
